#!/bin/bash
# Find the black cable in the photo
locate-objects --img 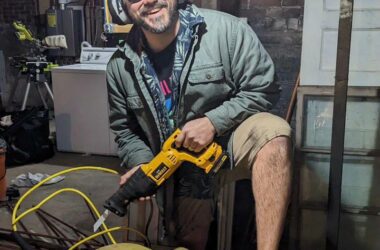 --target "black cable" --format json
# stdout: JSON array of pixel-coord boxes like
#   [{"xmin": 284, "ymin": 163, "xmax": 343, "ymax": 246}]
[
  {"xmin": 92, "ymin": 0, "xmax": 97, "ymax": 45},
  {"xmin": 83, "ymin": 0, "xmax": 89, "ymax": 42},
  {"xmin": 144, "ymin": 198, "xmax": 154, "ymax": 247},
  {"xmin": 89, "ymin": 0, "xmax": 93, "ymax": 43},
  {"xmin": 93, "ymin": 7, "xmax": 104, "ymax": 46}
]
